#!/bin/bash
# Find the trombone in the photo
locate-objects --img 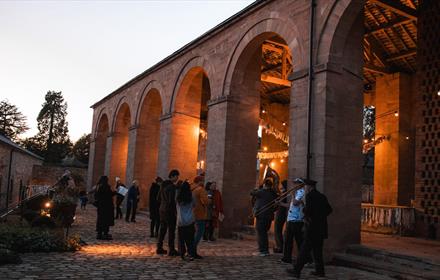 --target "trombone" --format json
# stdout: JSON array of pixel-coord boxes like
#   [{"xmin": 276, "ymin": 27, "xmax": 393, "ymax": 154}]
[{"xmin": 251, "ymin": 182, "xmax": 305, "ymax": 218}]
